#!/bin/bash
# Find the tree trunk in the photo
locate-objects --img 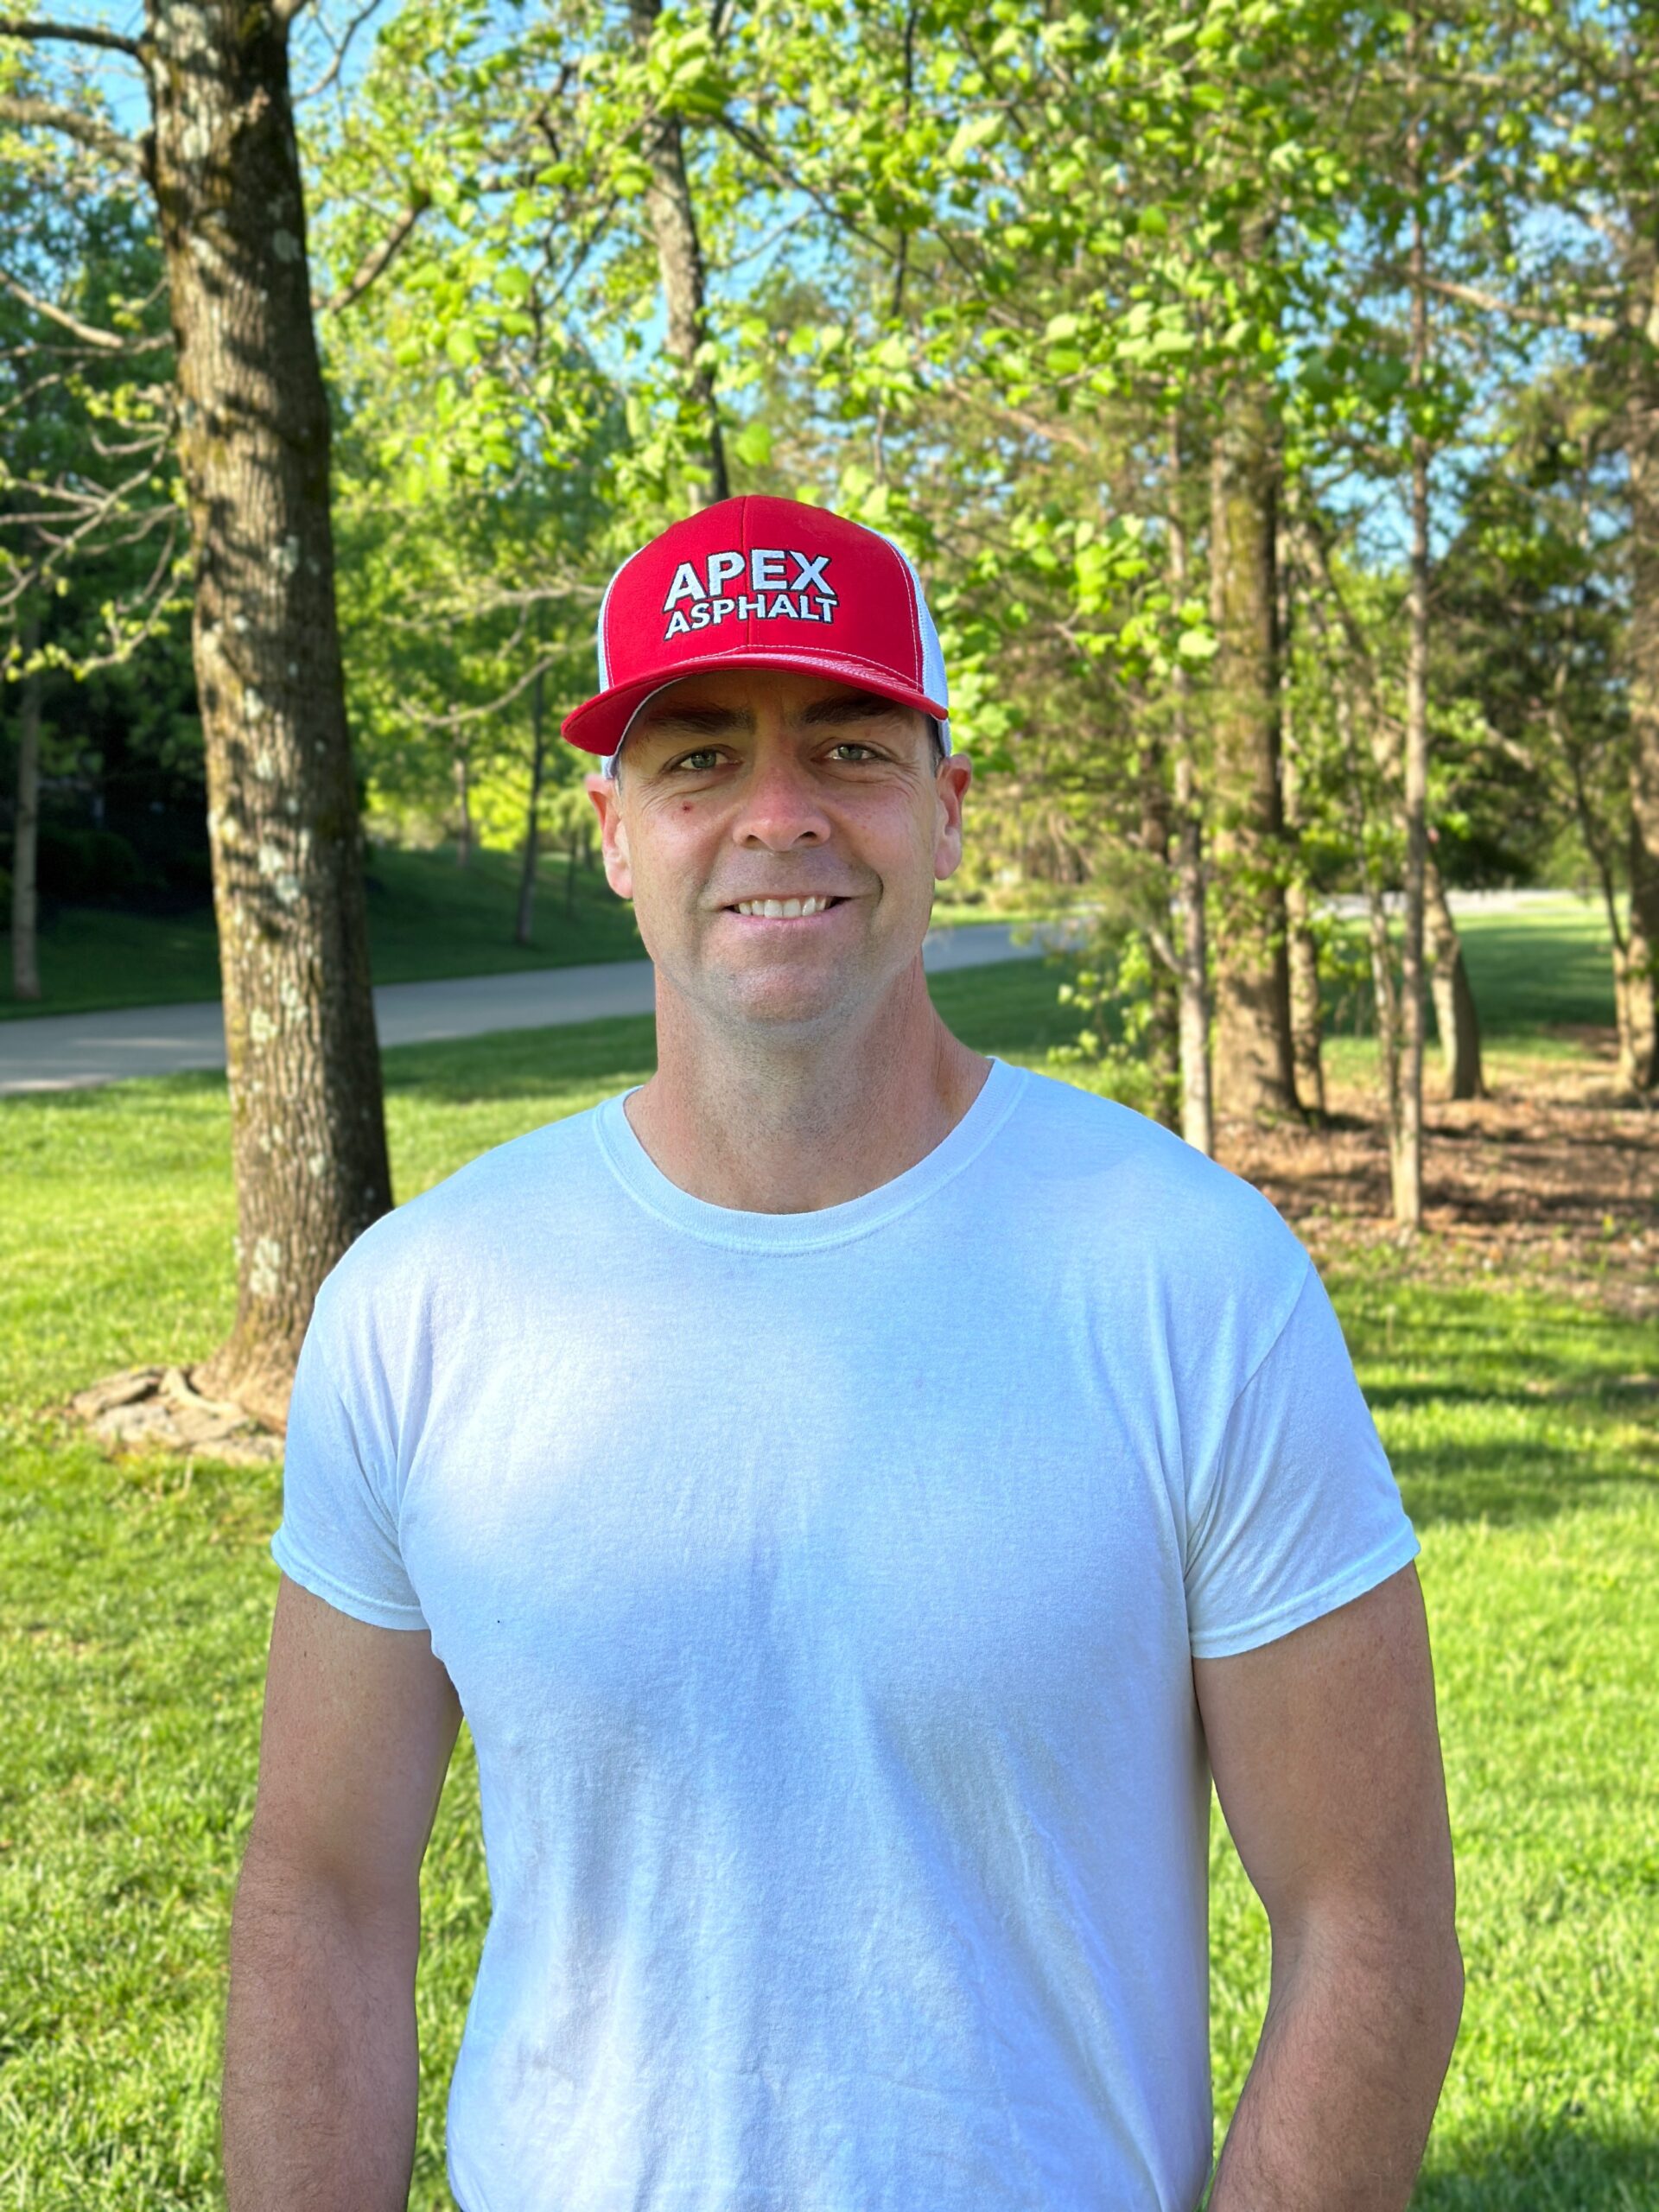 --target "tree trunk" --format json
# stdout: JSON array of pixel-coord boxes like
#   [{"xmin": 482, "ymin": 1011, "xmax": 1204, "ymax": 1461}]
[
  {"xmin": 1166, "ymin": 427, "xmax": 1213, "ymax": 1154},
  {"xmin": 1395, "ymin": 69, "xmax": 1428, "ymax": 1230},
  {"xmin": 1209, "ymin": 373, "xmax": 1297, "ymax": 1121},
  {"xmin": 1173, "ymin": 746, "xmax": 1212, "ymax": 1154},
  {"xmin": 1425, "ymin": 856, "xmax": 1484, "ymax": 1099},
  {"xmin": 515, "ymin": 666, "xmax": 547, "ymax": 947},
  {"xmin": 1137, "ymin": 739, "xmax": 1180, "ymax": 1131},
  {"xmin": 455, "ymin": 752, "xmax": 473, "ymax": 867},
  {"xmin": 148, "ymin": 0, "xmax": 392, "ymax": 1428},
  {"xmin": 1625, "ymin": 270, "xmax": 1659, "ymax": 1092},
  {"xmin": 631, "ymin": 0, "xmax": 729, "ymax": 508},
  {"xmin": 1284, "ymin": 873, "xmax": 1325, "ymax": 1119},
  {"xmin": 1336, "ymin": 676, "xmax": 1405, "ymax": 1176},
  {"xmin": 1277, "ymin": 529, "xmax": 1325, "ymax": 1120},
  {"xmin": 9, "ymin": 620, "xmax": 41, "ymax": 1002}
]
